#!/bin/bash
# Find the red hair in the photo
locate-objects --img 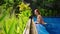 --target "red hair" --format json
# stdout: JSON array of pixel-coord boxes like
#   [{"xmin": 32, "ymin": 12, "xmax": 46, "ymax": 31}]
[{"xmin": 35, "ymin": 9, "xmax": 40, "ymax": 14}]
